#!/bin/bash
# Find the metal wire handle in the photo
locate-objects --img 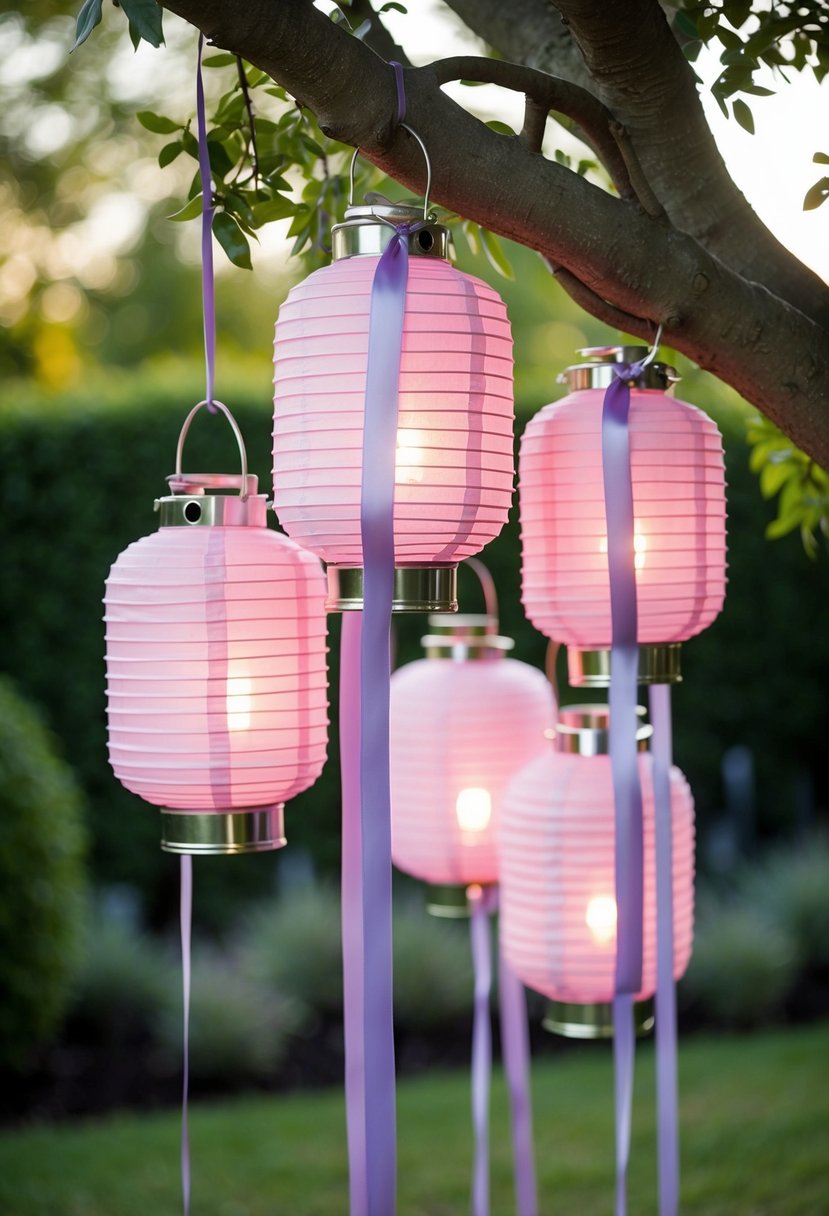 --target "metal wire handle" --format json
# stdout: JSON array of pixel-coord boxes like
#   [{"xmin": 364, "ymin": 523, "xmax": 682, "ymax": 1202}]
[
  {"xmin": 348, "ymin": 122, "xmax": 433, "ymax": 220},
  {"xmin": 174, "ymin": 399, "xmax": 250, "ymax": 499},
  {"xmin": 462, "ymin": 558, "xmax": 499, "ymax": 632},
  {"xmin": 640, "ymin": 322, "xmax": 664, "ymax": 368}
]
